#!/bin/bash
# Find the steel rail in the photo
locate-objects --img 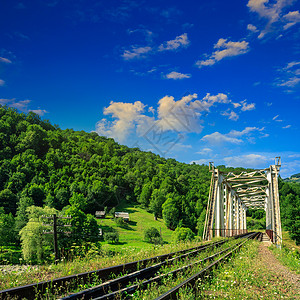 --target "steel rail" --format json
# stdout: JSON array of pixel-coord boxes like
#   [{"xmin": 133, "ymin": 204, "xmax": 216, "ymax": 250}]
[
  {"xmin": 155, "ymin": 232, "xmax": 259, "ymax": 300},
  {"xmin": 82, "ymin": 232, "xmax": 257, "ymax": 300},
  {"xmin": 60, "ymin": 238, "xmax": 229, "ymax": 299},
  {"xmin": 0, "ymin": 239, "xmax": 228, "ymax": 300}
]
